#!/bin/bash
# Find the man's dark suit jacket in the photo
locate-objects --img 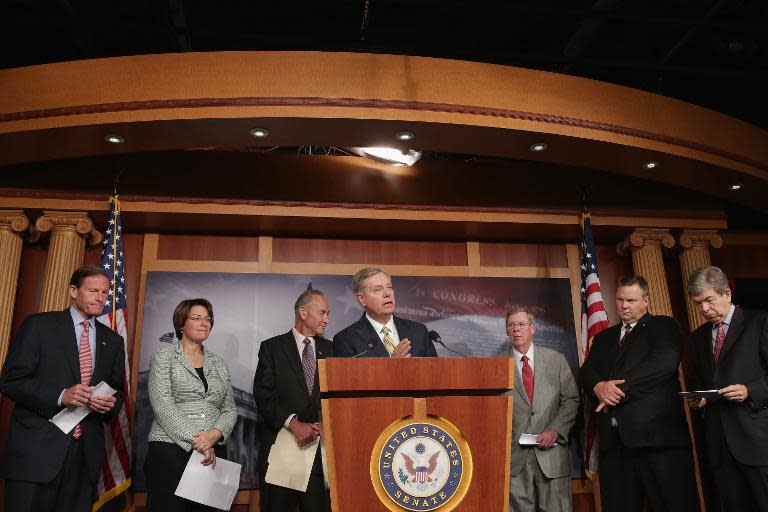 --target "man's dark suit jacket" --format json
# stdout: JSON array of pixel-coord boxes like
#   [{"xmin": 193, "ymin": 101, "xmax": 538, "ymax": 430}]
[
  {"xmin": 333, "ymin": 314, "xmax": 438, "ymax": 358},
  {"xmin": 690, "ymin": 308, "xmax": 768, "ymax": 467},
  {"xmin": 253, "ymin": 331, "xmax": 333, "ymax": 476},
  {"xmin": 580, "ymin": 313, "xmax": 691, "ymax": 451},
  {"xmin": 0, "ymin": 309, "xmax": 126, "ymax": 484}
]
